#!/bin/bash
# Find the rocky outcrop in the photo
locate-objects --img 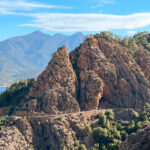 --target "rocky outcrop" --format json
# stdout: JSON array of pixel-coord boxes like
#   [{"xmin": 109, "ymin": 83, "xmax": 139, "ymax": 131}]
[
  {"xmin": 0, "ymin": 107, "xmax": 11, "ymax": 115},
  {"xmin": 27, "ymin": 114, "xmax": 88, "ymax": 150},
  {"xmin": 0, "ymin": 126, "xmax": 31, "ymax": 150},
  {"xmin": 15, "ymin": 34, "xmax": 150, "ymax": 113},
  {"xmin": 70, "ymin": 35, "xmax": 150, "ymax": 109},
  {"xmin": 119, "ymin": 124, "xmax": 150, "ymax": 150},
  {"xmin": 79, "ymin": 70, "xmax": 104, "ymax": 110},
  {"xmin": 0, "ymin": 111, "xmax": 97, "ymax": 150},
  {"xmin": 22, "ymin": 99, "xmax": 38, "ymax": 112},
  {"xmin": 26, "ymin": 46, "xmax": 80, "ymax": 114},
  {"xmin": 133, "ymin": 49, "xmax": 150, "ymax": 81},
  {"xmin": 113, "ymin": 108, "xmax": 140, "ymax": 121}
]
